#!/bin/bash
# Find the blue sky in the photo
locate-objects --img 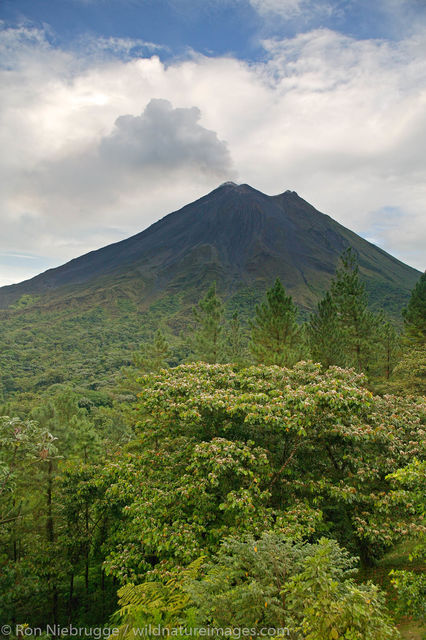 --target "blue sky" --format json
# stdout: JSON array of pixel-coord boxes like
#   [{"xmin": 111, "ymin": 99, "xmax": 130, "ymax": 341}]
[
  {"xmin": 0, "ymin": 0, "xmax": 425, "ymax": 284},
  {"xmin": 2, "ymin": 0, "xmax": 423, "ymax": 60}
]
